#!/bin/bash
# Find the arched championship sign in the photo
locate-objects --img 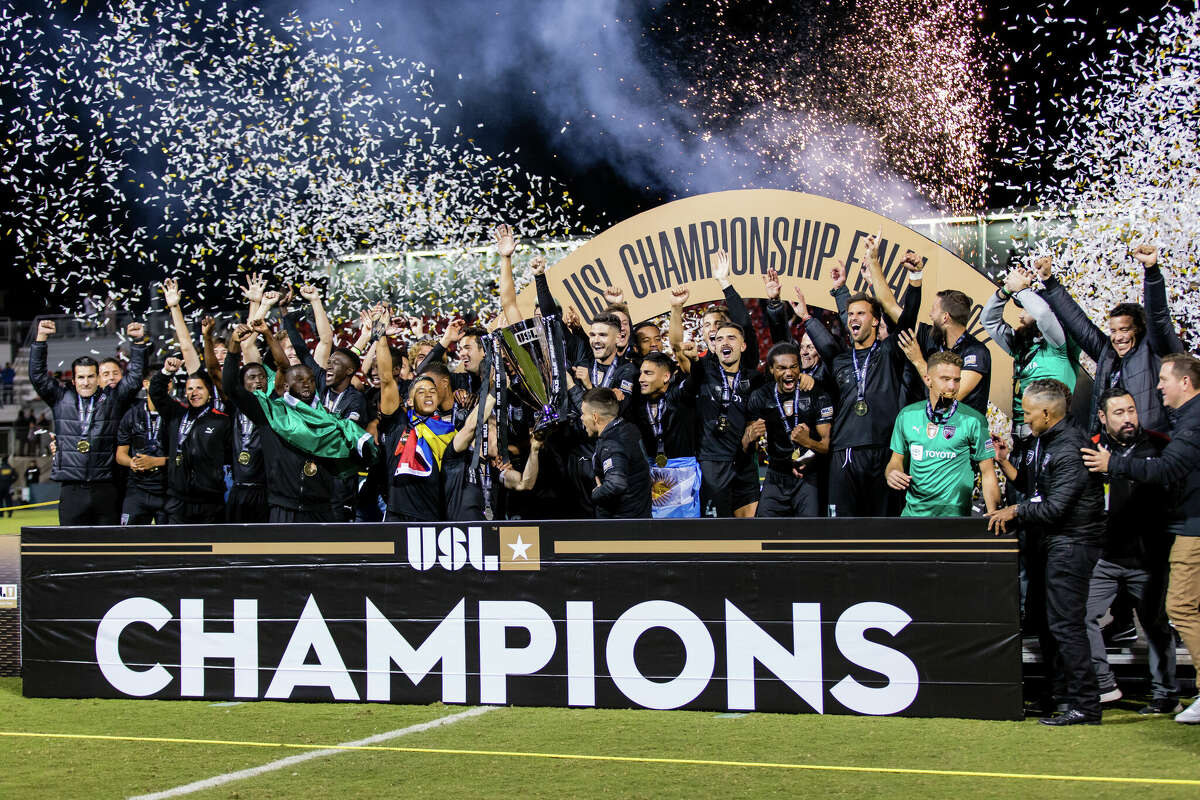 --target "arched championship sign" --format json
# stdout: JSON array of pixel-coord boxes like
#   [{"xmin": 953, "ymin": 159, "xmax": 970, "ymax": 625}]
[{"xmin": 517, "ymin": 189, "xmax": 1015, "ymax": 413}]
